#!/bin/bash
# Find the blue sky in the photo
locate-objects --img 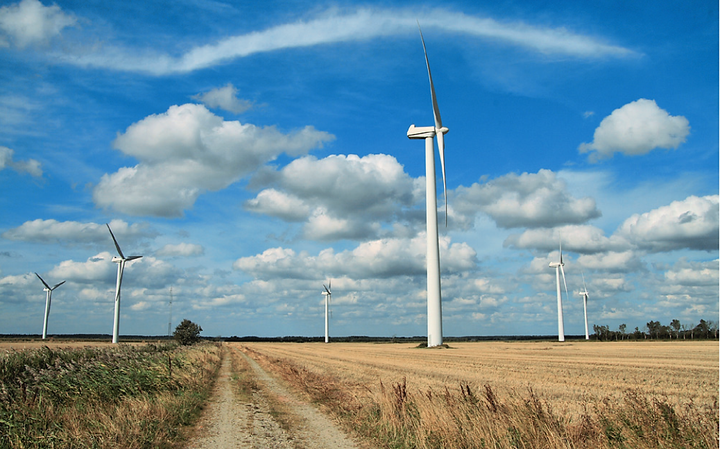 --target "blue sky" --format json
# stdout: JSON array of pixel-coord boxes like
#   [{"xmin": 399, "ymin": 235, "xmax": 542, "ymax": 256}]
[{"xmin": 0, "ymin": 0, "xmax": 717, "ymax": 338}]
